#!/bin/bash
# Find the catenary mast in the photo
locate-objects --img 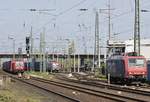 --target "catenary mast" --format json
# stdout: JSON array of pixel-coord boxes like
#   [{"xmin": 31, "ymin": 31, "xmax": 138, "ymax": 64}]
[{"xmin": 134, "ymin": 0, "xmax": 140, "ymax": 55}]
